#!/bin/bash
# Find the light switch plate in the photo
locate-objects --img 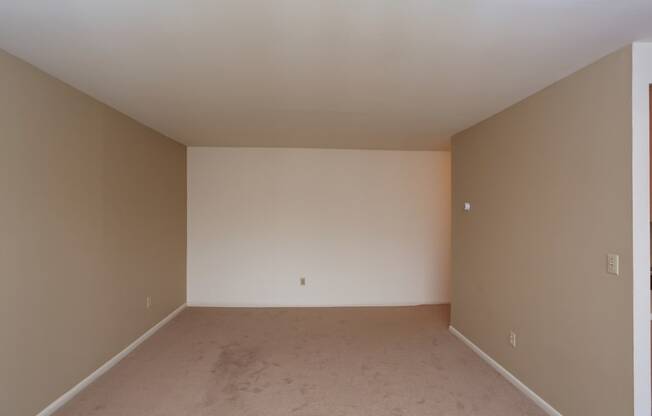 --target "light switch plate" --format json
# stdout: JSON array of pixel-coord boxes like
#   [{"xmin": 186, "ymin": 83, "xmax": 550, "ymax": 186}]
[{"xmin": 607, "ymin": 253, "xmax": 619, "ymax": 276}]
